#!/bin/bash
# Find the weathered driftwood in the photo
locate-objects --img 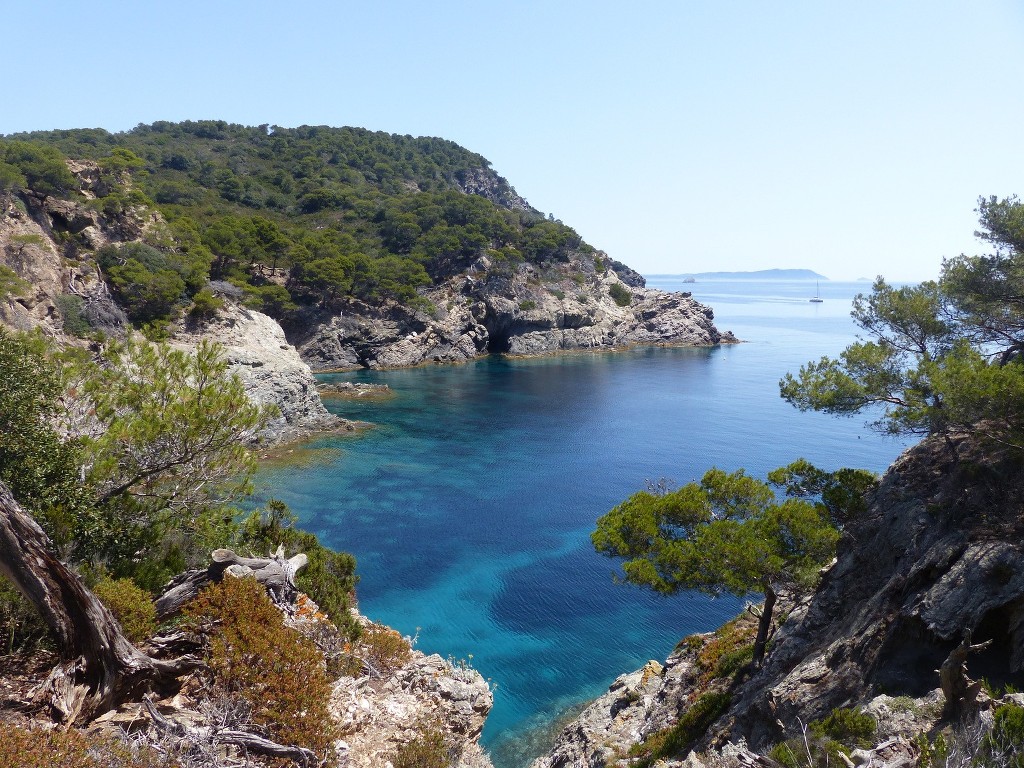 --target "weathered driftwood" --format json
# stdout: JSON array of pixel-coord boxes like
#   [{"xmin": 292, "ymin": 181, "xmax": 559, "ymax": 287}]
[
  {"xmin": 940, "ymin": 629, "xmax": 993, "ymax": 719},
  {"xmin": 155, "ymin": 546, "xmax": 308, "ymax": 620},
  {"xmin": 142, "ymin": 697, "xmax": 316, "ymax": 767},
  {"xmin": 0, "ymin": 481, "xmax": 199, "ymax": 723}
]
